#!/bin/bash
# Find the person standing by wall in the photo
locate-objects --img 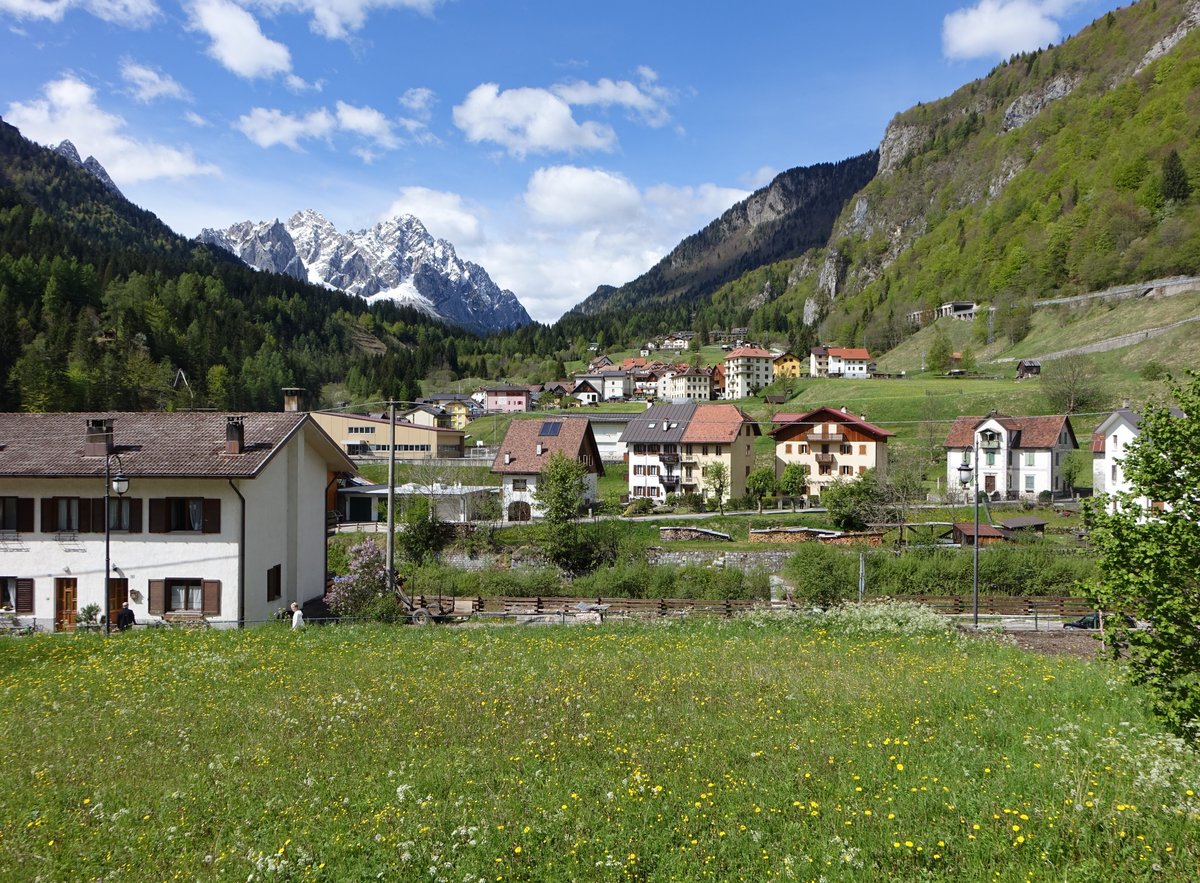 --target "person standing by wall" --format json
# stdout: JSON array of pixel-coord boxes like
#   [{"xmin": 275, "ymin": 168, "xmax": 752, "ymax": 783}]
[{"xmin": 290, "ymin": 601, "xmax": 304, "ymax": 630}]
